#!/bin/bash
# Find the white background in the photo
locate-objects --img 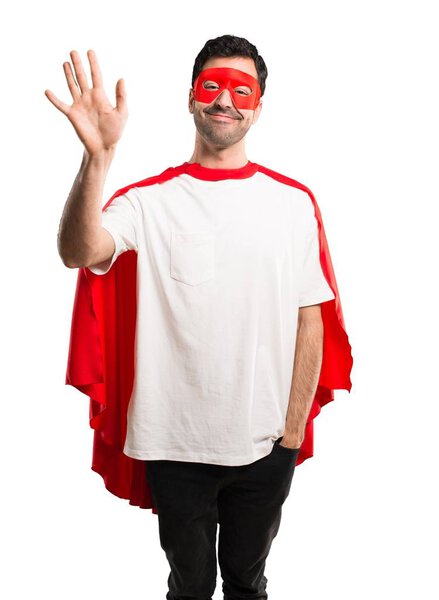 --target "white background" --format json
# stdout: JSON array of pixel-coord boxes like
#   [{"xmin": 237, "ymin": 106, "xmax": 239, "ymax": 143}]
[{"xmin": 1, "ymin": 0, "xmax": 438, "ymax": 598}]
